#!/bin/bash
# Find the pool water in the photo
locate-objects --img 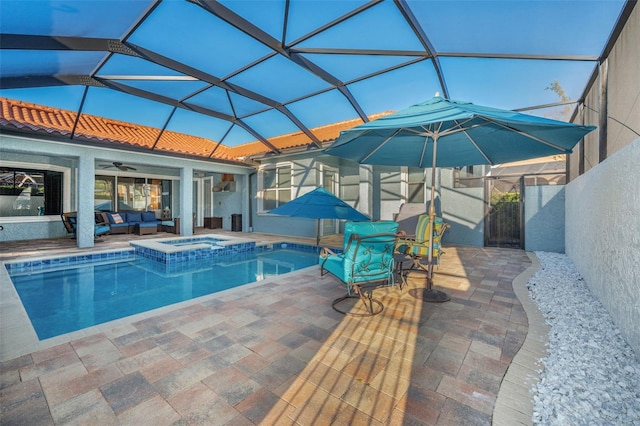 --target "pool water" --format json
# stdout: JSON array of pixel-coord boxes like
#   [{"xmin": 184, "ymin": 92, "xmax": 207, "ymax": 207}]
[{"xmin": 10, "ymin": 248, "xmax": 318, "ymax": 340}]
